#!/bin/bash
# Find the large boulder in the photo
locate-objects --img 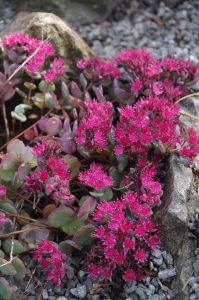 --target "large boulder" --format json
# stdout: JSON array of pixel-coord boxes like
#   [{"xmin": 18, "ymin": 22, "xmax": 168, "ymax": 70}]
[
  {"xmin": 0, "ymin": 12, "xmax": 93, "ymax": 71},
  {"xmin": 155, "ymin": 155, "xmax": 196, "ymax": 300}
]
